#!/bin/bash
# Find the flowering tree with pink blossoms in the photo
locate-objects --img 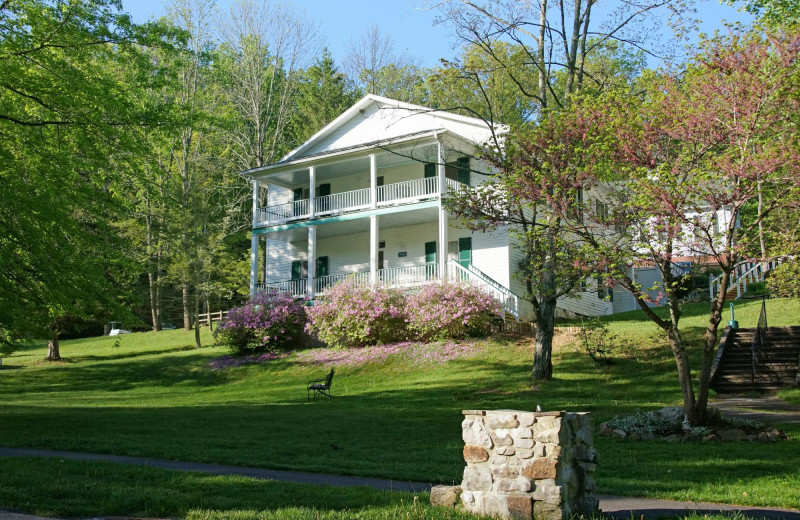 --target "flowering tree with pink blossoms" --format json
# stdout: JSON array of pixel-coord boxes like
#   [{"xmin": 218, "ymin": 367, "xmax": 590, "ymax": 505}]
[{"xmin": 547, "ymin": 28, "xmax": 800, "ymax": 425}]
